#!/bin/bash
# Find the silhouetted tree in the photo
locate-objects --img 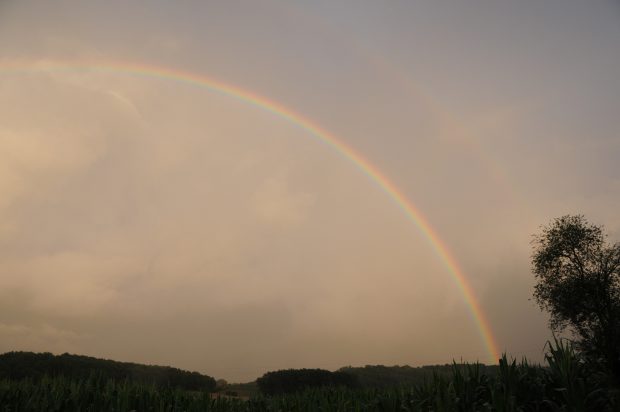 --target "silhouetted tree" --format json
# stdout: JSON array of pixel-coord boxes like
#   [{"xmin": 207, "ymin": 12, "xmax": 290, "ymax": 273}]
[
  {"xmin": 338, "ymin": 364, "xmax": 499, "ymax": 388},
  {"xmin": 0, "ymin": 351, "xmax": 216, "ymax": 391},
  {"xmin": 256, "ymin": 368, "xmax": 358, "ymax": 395},
  {"xmin": 532, "ymin": 215, "xmax": 620, "ymax": 381}
]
